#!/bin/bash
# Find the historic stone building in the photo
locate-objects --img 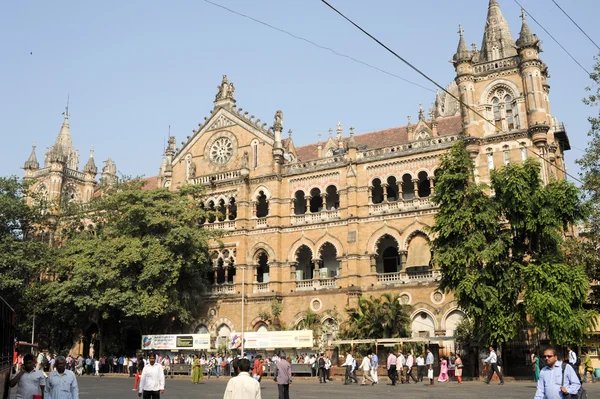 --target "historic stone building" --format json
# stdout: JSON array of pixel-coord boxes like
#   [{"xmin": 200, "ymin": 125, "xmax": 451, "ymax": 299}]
[{"xmin": 23, "ymin": 0, "xmax": 571, "ymax": 350}]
